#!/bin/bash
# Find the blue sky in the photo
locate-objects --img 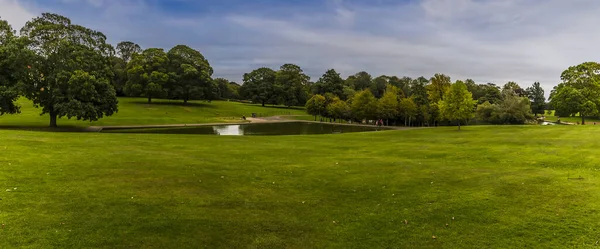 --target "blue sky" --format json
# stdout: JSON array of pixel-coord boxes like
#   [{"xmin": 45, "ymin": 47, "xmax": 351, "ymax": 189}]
[{"xmin": 2, "ymin": 0, "xmax": 600, "ymax": 93}]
